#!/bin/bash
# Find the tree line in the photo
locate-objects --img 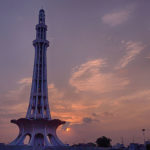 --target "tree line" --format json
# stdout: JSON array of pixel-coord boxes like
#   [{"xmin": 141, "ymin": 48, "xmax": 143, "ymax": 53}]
[{"xmin": 72, "ymin": 136, "xmax": 112, "ymax": 147}]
